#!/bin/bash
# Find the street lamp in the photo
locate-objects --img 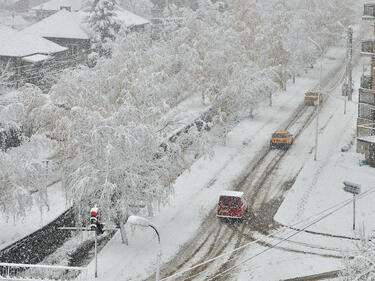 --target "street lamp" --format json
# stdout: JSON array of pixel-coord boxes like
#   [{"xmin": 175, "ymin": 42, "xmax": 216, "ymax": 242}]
[
  {"xmin": 127, "ymin": 216, "xmax": 161, "ymax": 281},
  {"xmin": 308, "ymin": 37, "xmax": 323, "ymax": 161}
]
